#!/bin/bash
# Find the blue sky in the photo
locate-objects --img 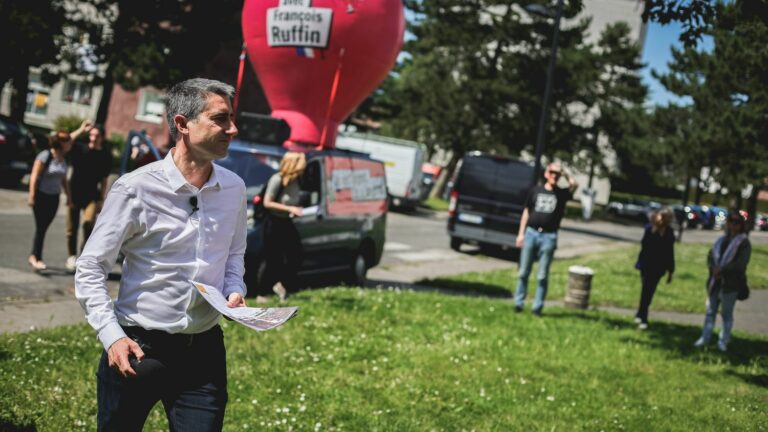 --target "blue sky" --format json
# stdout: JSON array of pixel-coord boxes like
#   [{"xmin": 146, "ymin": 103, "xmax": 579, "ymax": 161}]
[{"xmin": 640, "ymin": 21, "xmax": 713, "ymax": 107}]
